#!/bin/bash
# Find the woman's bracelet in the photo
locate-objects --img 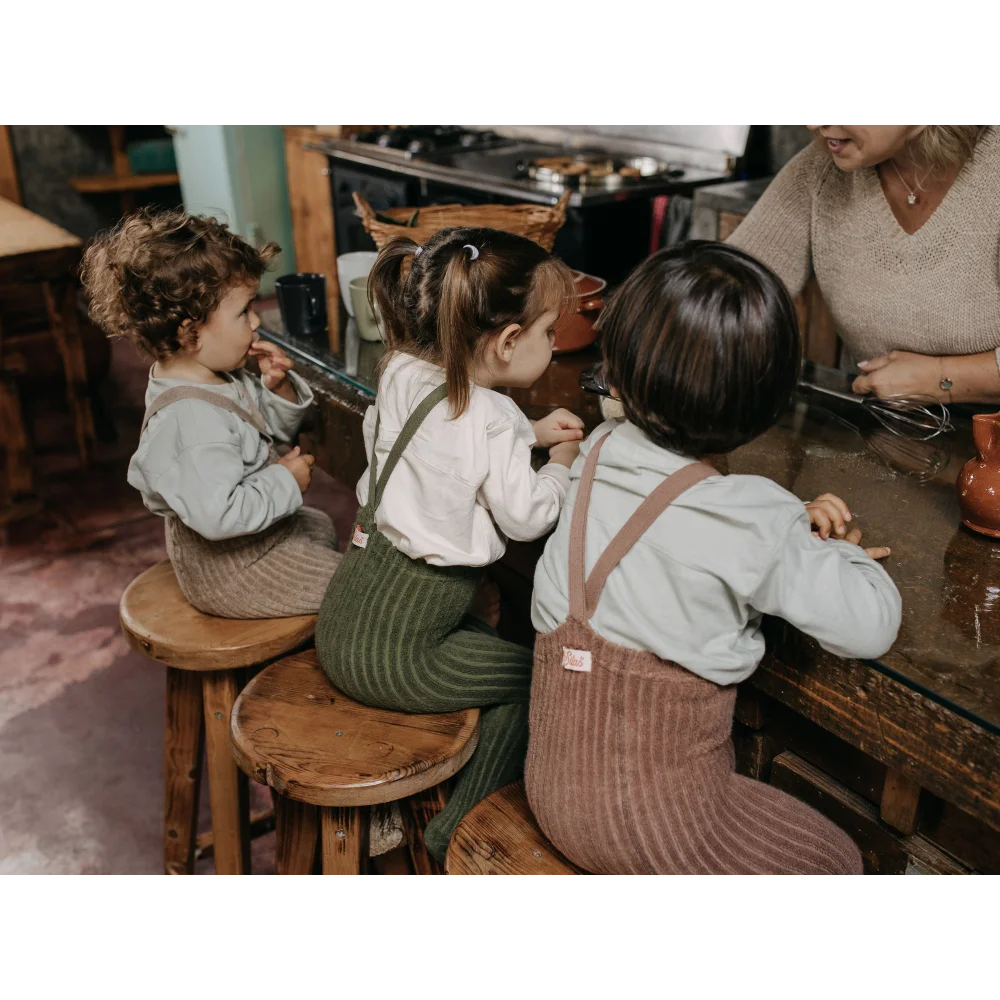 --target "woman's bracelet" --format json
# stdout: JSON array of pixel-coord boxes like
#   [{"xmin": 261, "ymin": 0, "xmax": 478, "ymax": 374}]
[{"xmin": 939, "ymin": 358, "xmax": 954, "ymax": 401}]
